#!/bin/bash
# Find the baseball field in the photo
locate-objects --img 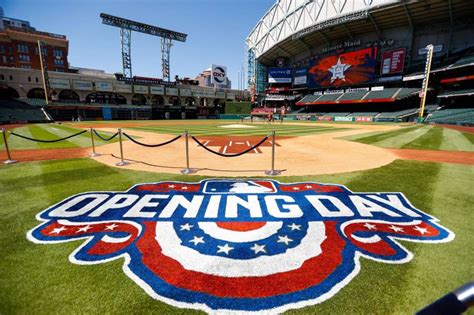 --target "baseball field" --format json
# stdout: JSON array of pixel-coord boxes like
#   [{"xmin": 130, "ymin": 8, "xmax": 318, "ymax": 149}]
[{"xmin": 1, "ymin": 120, "xmax": 473, "ymax": 314}]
